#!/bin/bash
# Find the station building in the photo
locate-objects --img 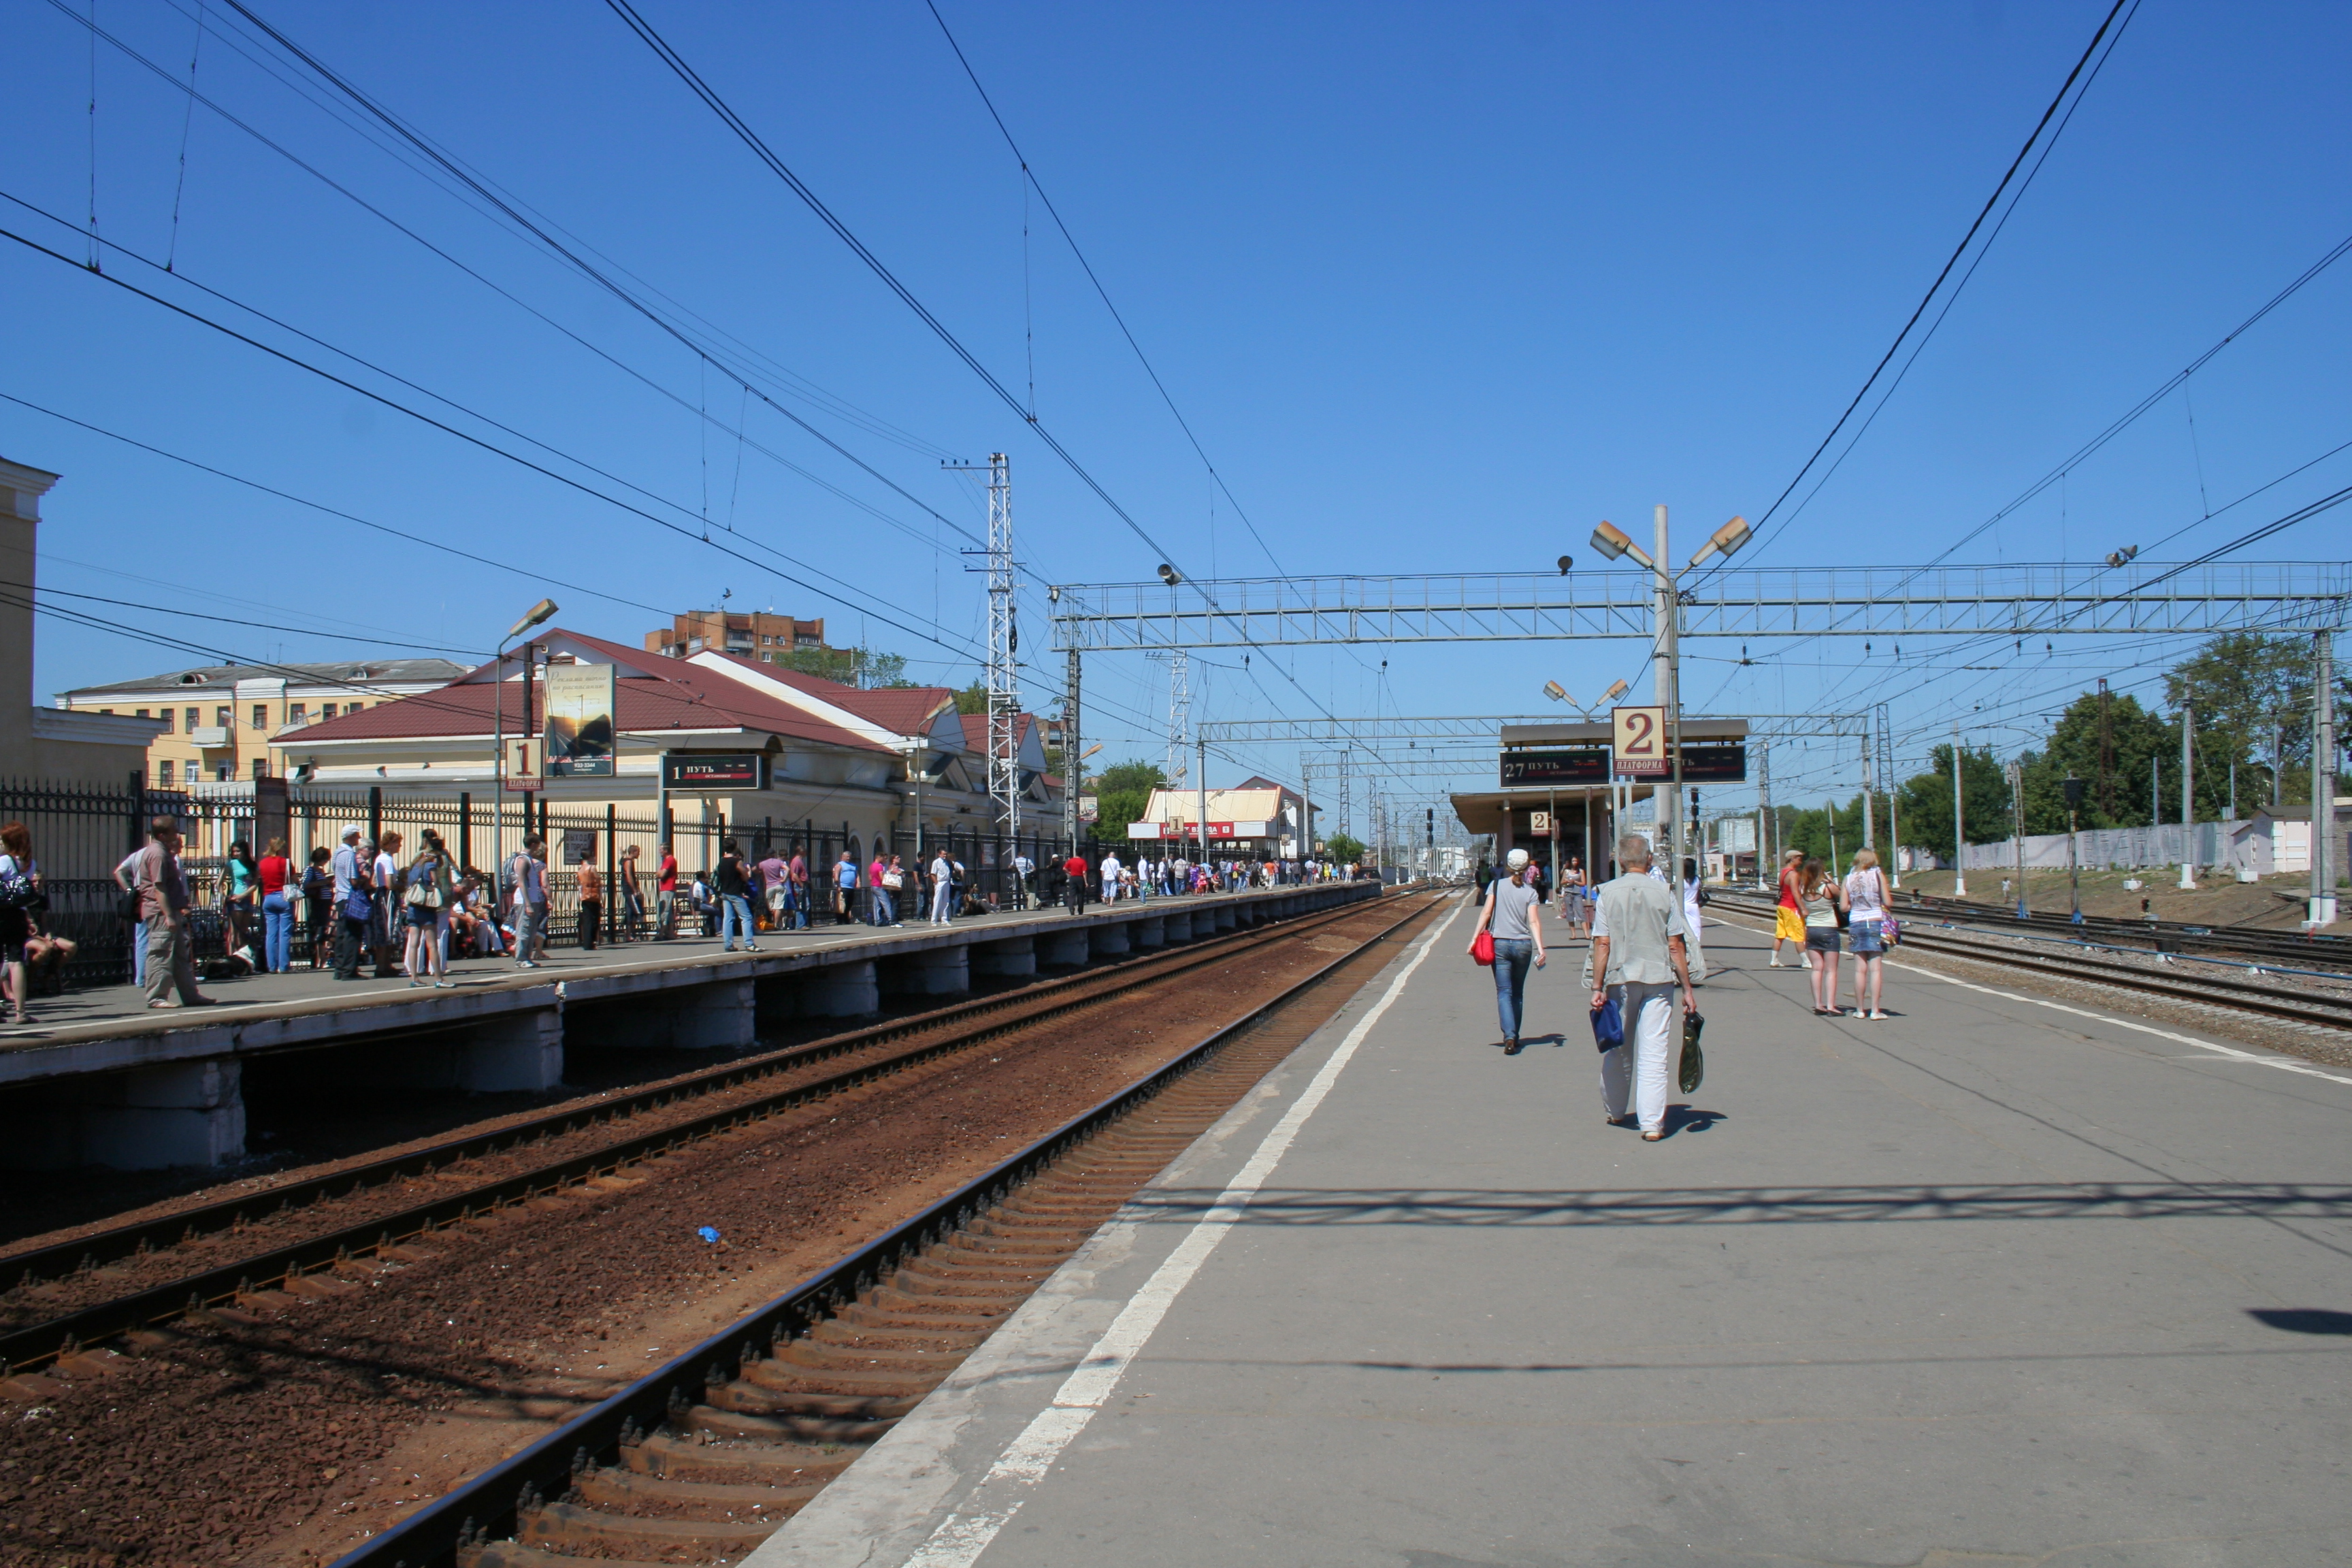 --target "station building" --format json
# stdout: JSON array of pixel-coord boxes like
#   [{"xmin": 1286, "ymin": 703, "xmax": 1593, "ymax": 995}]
[{"xmin": 1130, "ymin": 777, "xmax": 1315, "ymax": 858}]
